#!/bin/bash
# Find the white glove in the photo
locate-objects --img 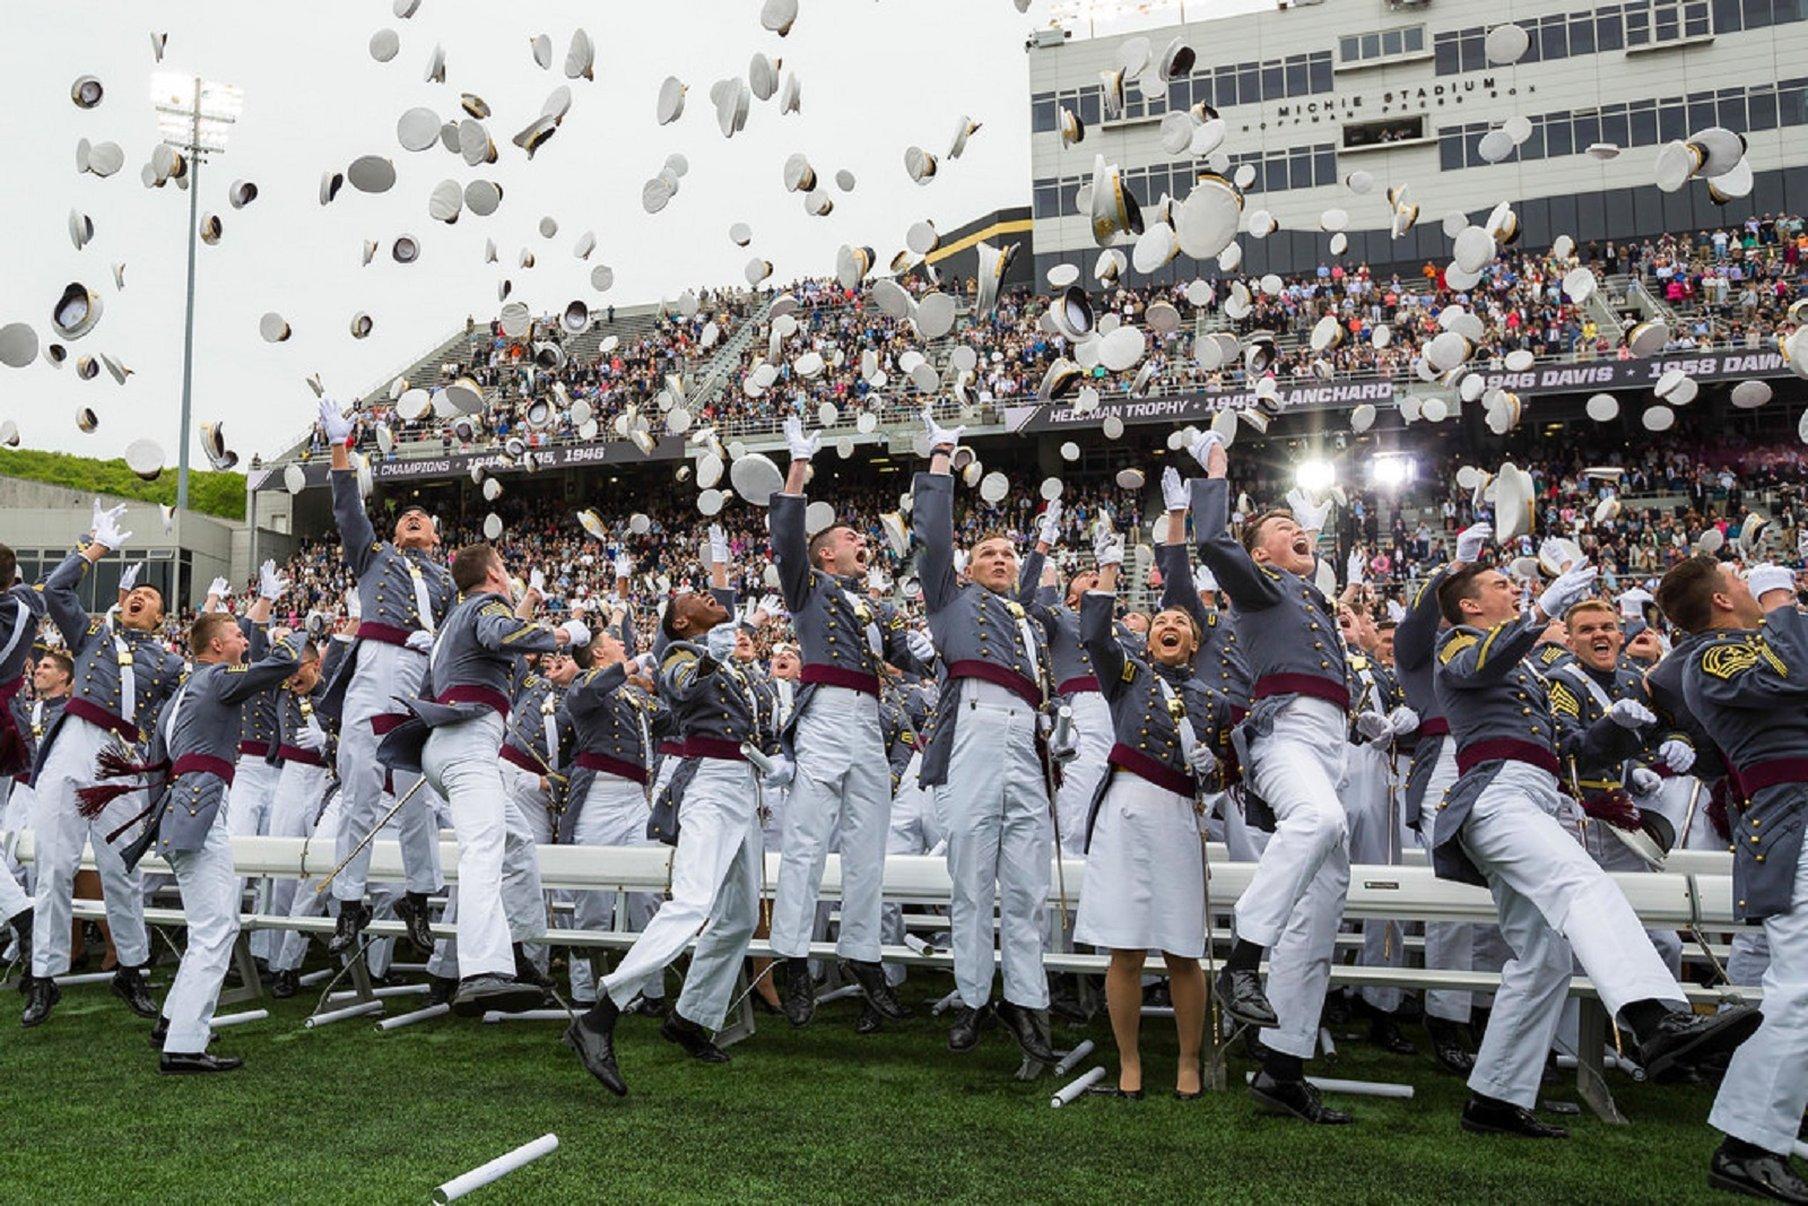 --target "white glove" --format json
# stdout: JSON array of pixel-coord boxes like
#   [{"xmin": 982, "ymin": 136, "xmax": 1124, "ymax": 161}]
[
  {"xmin": 1284, "ymin": 487, "xmax": 1332, "ymax": 534},
  {"xmin": 207, "ymin": 576, "xmax": 231, "ymax": 600},
  {"xmin": 952, "ymin": 549, "xmax": 969, "ymax": 576},
  {"xmin": 1036, "ymin": 499, "xmax": 1064, "ymax": 547},
  {"xmin": 317, "ymin": 397, "xmax": 355, "ymax": 443},
  {"xmin": 1049, "ymin": 730, "xmax": 1079, "ymax": 765},
  {"xmin": 1657, "ymin": 738, "xmax": 1696, "ymax": 774},
  {"xmin": 1354, "ymin": 710, "xmax": 1392, "ymax": 743},
  {"xmin": 404, "ymin": 629, "xmax": 434, "ymax": 654},
  {"xmin": 708, "ymin": 524, "xmax": 730, "ymax": 566},
  {"xmin": 1186, "ymin": 744, "xmax": 1216, "ymax": 775},
  {"xmin": 1628, "ymin": 766, "xmax": 1662, "ymax": 797},
  {"xmin": 559, "ymin": 618, "xmax": 591, "ymax": 648},
  {"xmin": 1746, "ymin": 563, "xmax": 1794, "ymax": 601},
  {"xmin": 1608, "ymin": 698, "xmax": 1656, "ymax": 729},
  {"xmin": 1454, "ymin": 522, "xmax": 1492, "ymax": 565},
  {"xmin": 1386, "ymin": 705, "xmax": 1420, "ymax": 738},
  {"xmin": 906, "ymin": 628, "xmax": 935, "ymax": 663},
  {"xmin": 345, "ymin": 590, "xmax": 362, "ymax": 621},
  {"xmin": 1093, "ymin": 528, "xmax": 1125, "ymax": 568},
  {"xmin": 761, "ymin": 755, "xmax": 796, "ymax": 789},
  {"xmin": 783, "ymin": 414, "xmax": 822, "ymax": 461},
  {"xmin": 612, "ymin": 553, "xmax": 633, "ymax": 580},
  {"xmin": 90, "ymin": 501, "xmax": 131, "ymax": 550},
  {"xmin": 258, "ymin": 559, "xmax": 289, "ymax": 601},
  {"xmin": 705, "ymin": 621, "xmax": 738, "ymax": 660},
  {"xmin": 528, "ymin": 568, "xmax": 546, "ymax": 595},
  {"xmin": 634, "ymin": 651, "xmax": 659, "ymax": 676},
  {"xmin": 1183, "ymin": 429, "xmax": 1222, "ymax": 472},
  {"xmin": 295, "ymin": 716, "xmax": 328, "ymax": 752},
  {"xmin": 118, "ymin": 562, "xmax": 143, "ymax": 594},
  {"xmin": 921, "ymin": 407, "xmax": 964, "ymax": 454},
  {"xmin": 1161, "ymin": 466, "xmax": 1190, "ymax": 512},
  {"xmin": 1193, "ymin": 564, "xmax": 1219, "ymax": 594},
  {"xmin": 1536, "ymin": 564, "xmax": 1598, "ymax": 619}
]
